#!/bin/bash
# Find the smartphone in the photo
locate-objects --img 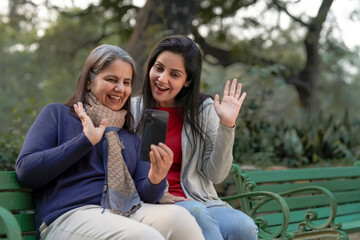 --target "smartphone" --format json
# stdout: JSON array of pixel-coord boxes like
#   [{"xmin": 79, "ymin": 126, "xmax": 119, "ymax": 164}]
[{"xmin": 140, "ymin": 109, "xmax": 169, "ymax": 161}]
